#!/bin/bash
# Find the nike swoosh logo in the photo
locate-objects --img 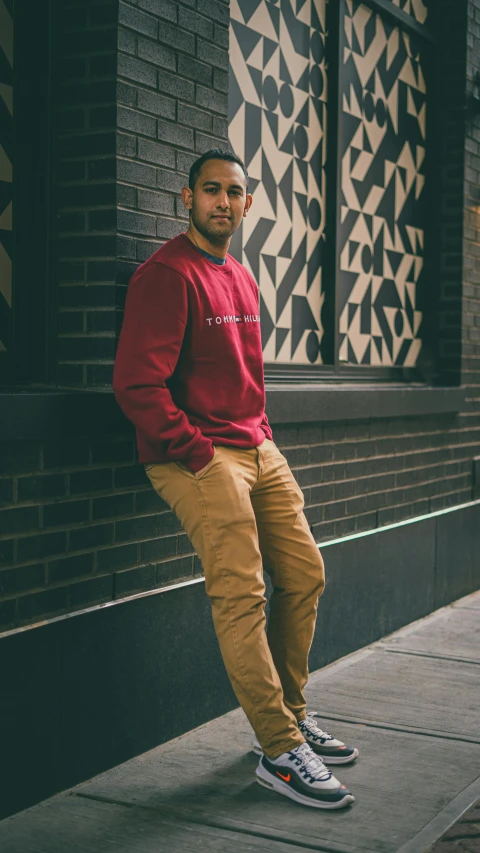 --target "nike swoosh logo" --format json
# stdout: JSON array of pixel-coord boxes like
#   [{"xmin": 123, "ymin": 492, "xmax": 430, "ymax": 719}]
[{"xmin": 276, "ymin": 771, "xmax": 291, "ymax": 782}]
